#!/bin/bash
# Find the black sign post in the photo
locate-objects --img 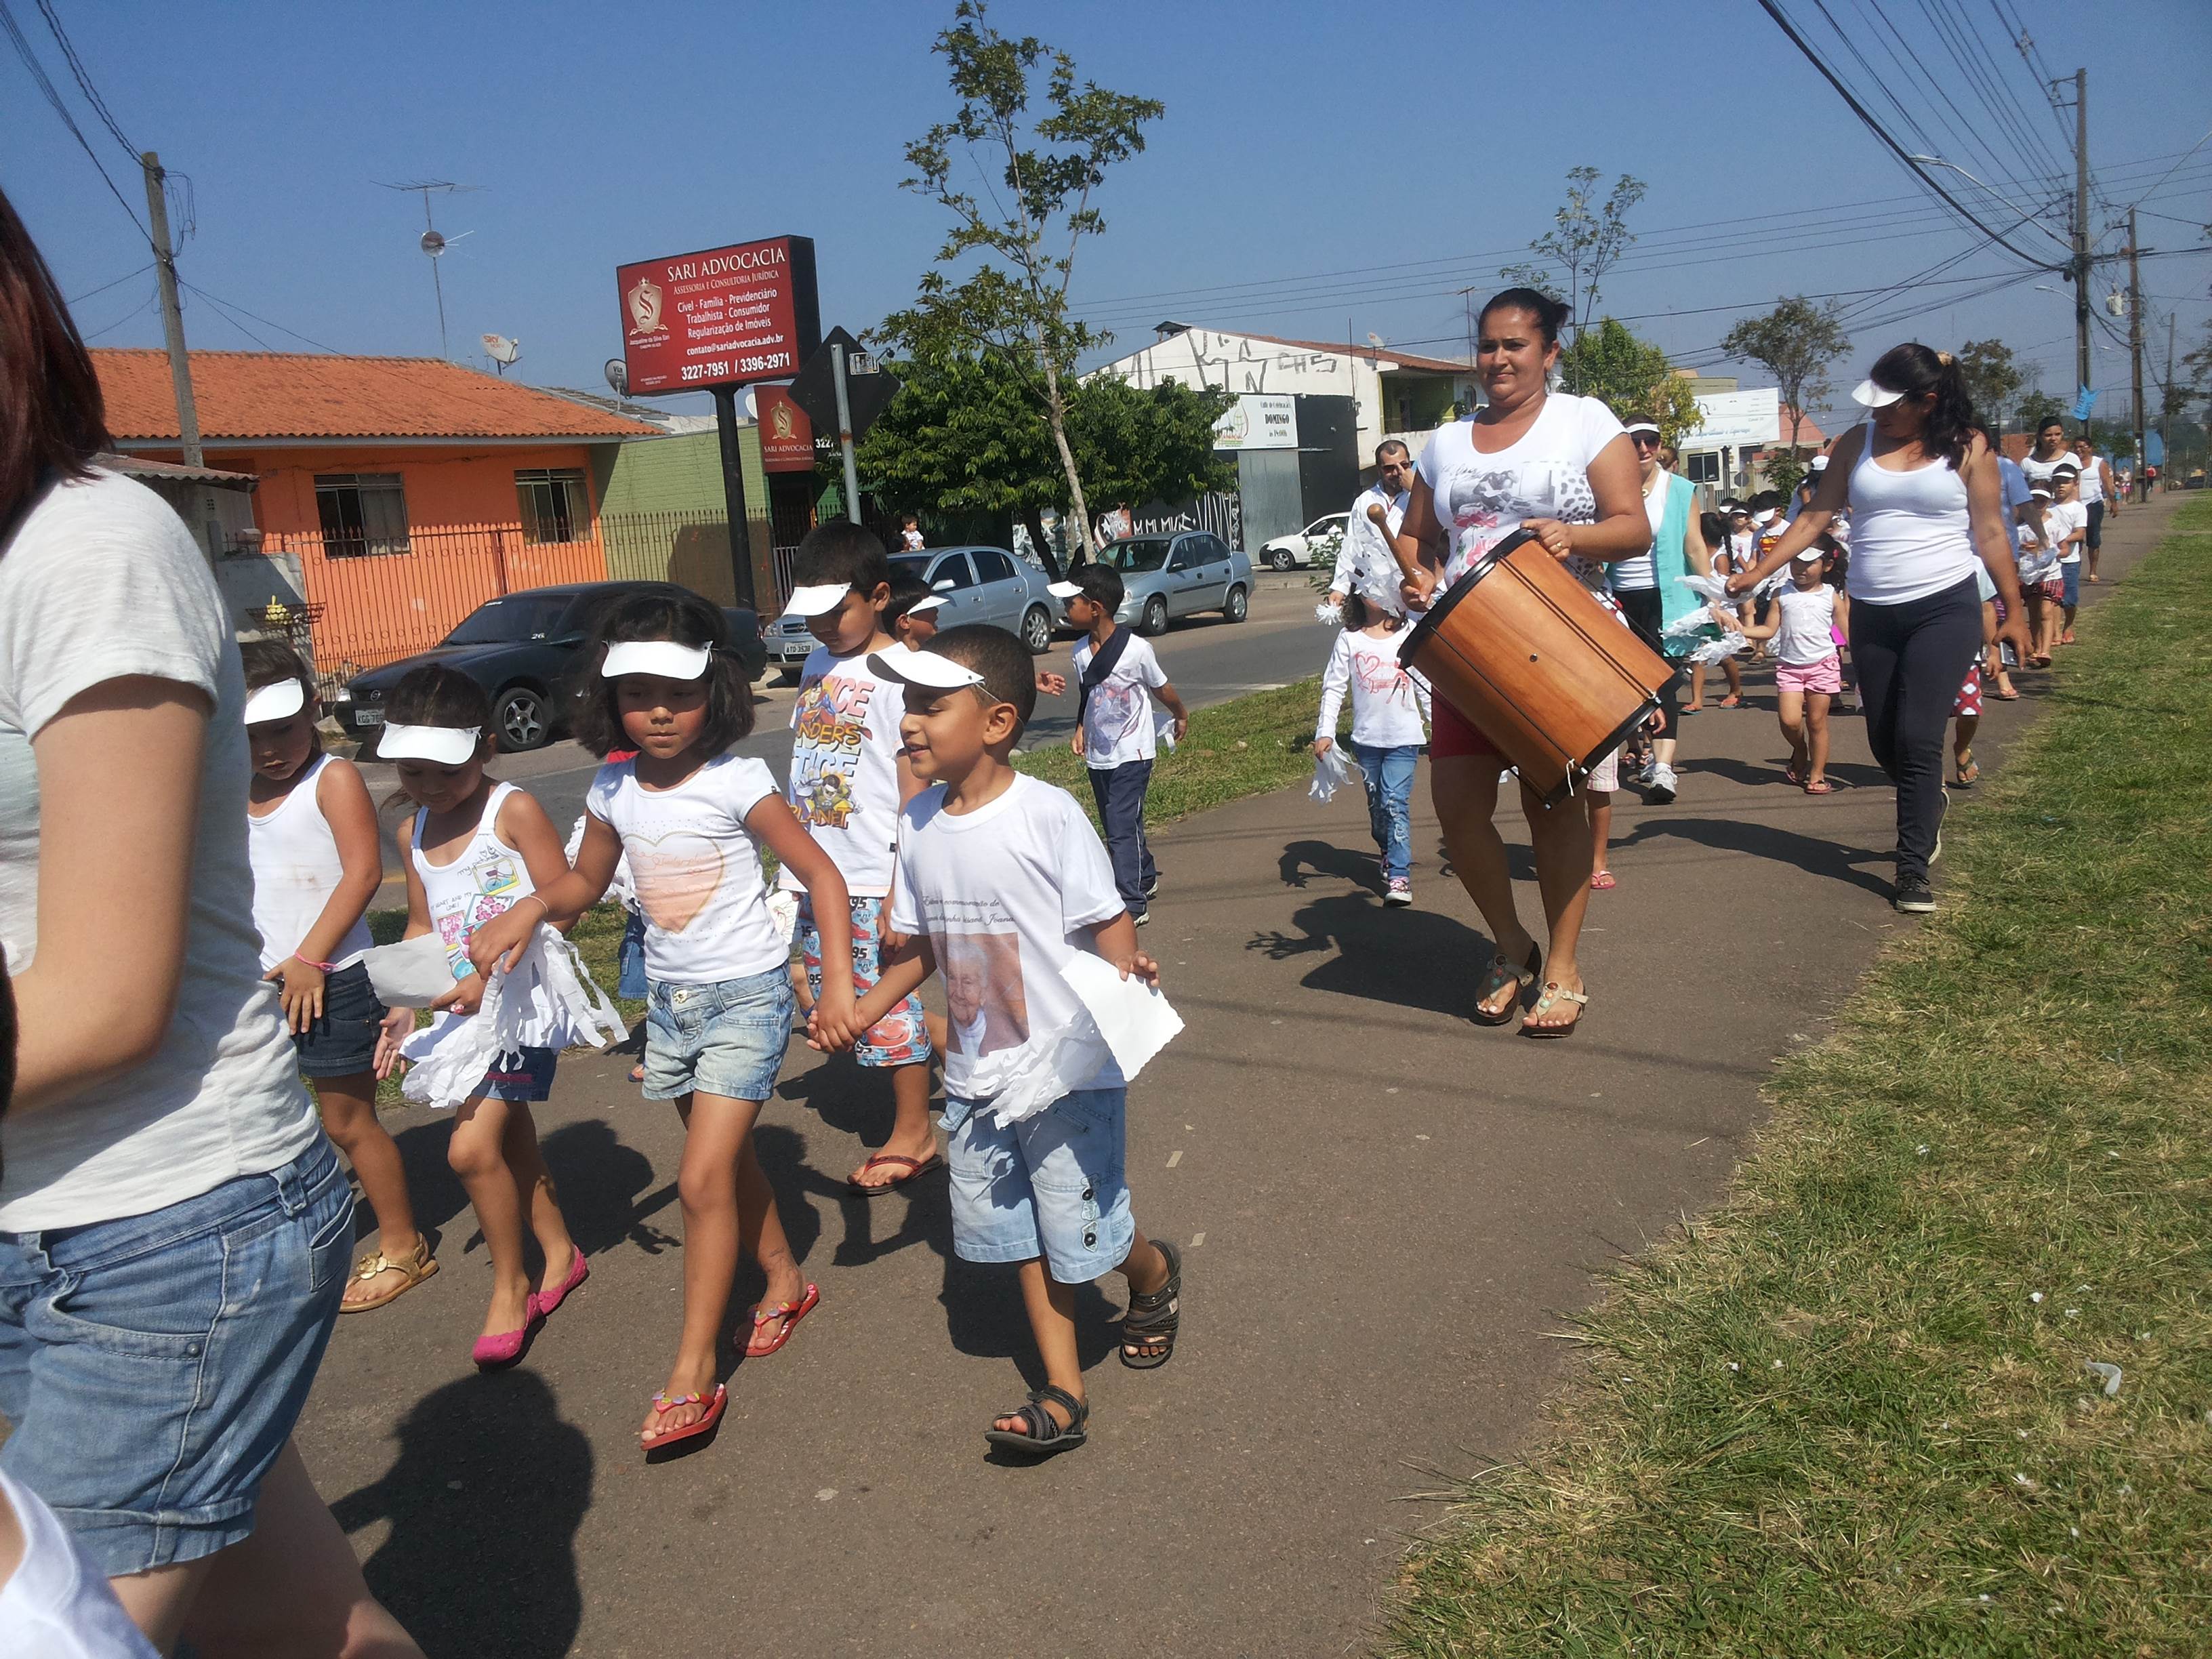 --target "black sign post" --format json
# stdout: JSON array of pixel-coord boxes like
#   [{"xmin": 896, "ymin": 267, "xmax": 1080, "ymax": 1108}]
[
  {"xmin": 709, "ymin": 386, "xmax": 756, "ymax": 613},
  {"xmin": 790, "ymin": 327, "xmax": 901, "ymax": 519}
]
